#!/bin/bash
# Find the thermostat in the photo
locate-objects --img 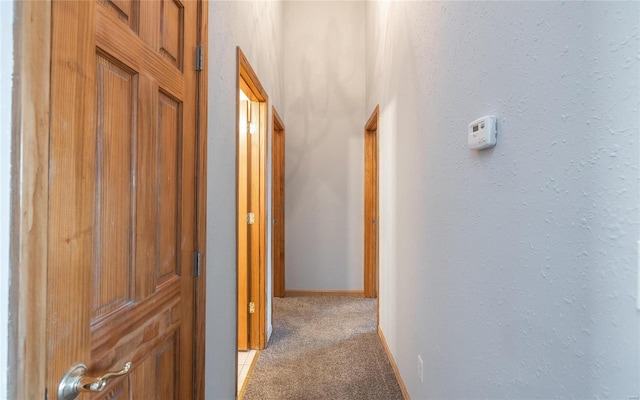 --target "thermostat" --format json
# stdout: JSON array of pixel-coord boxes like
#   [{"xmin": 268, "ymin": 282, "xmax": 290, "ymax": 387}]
[{"xmin": 468, "ymin": 115, "xmax": 497, "ymax": 150}]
